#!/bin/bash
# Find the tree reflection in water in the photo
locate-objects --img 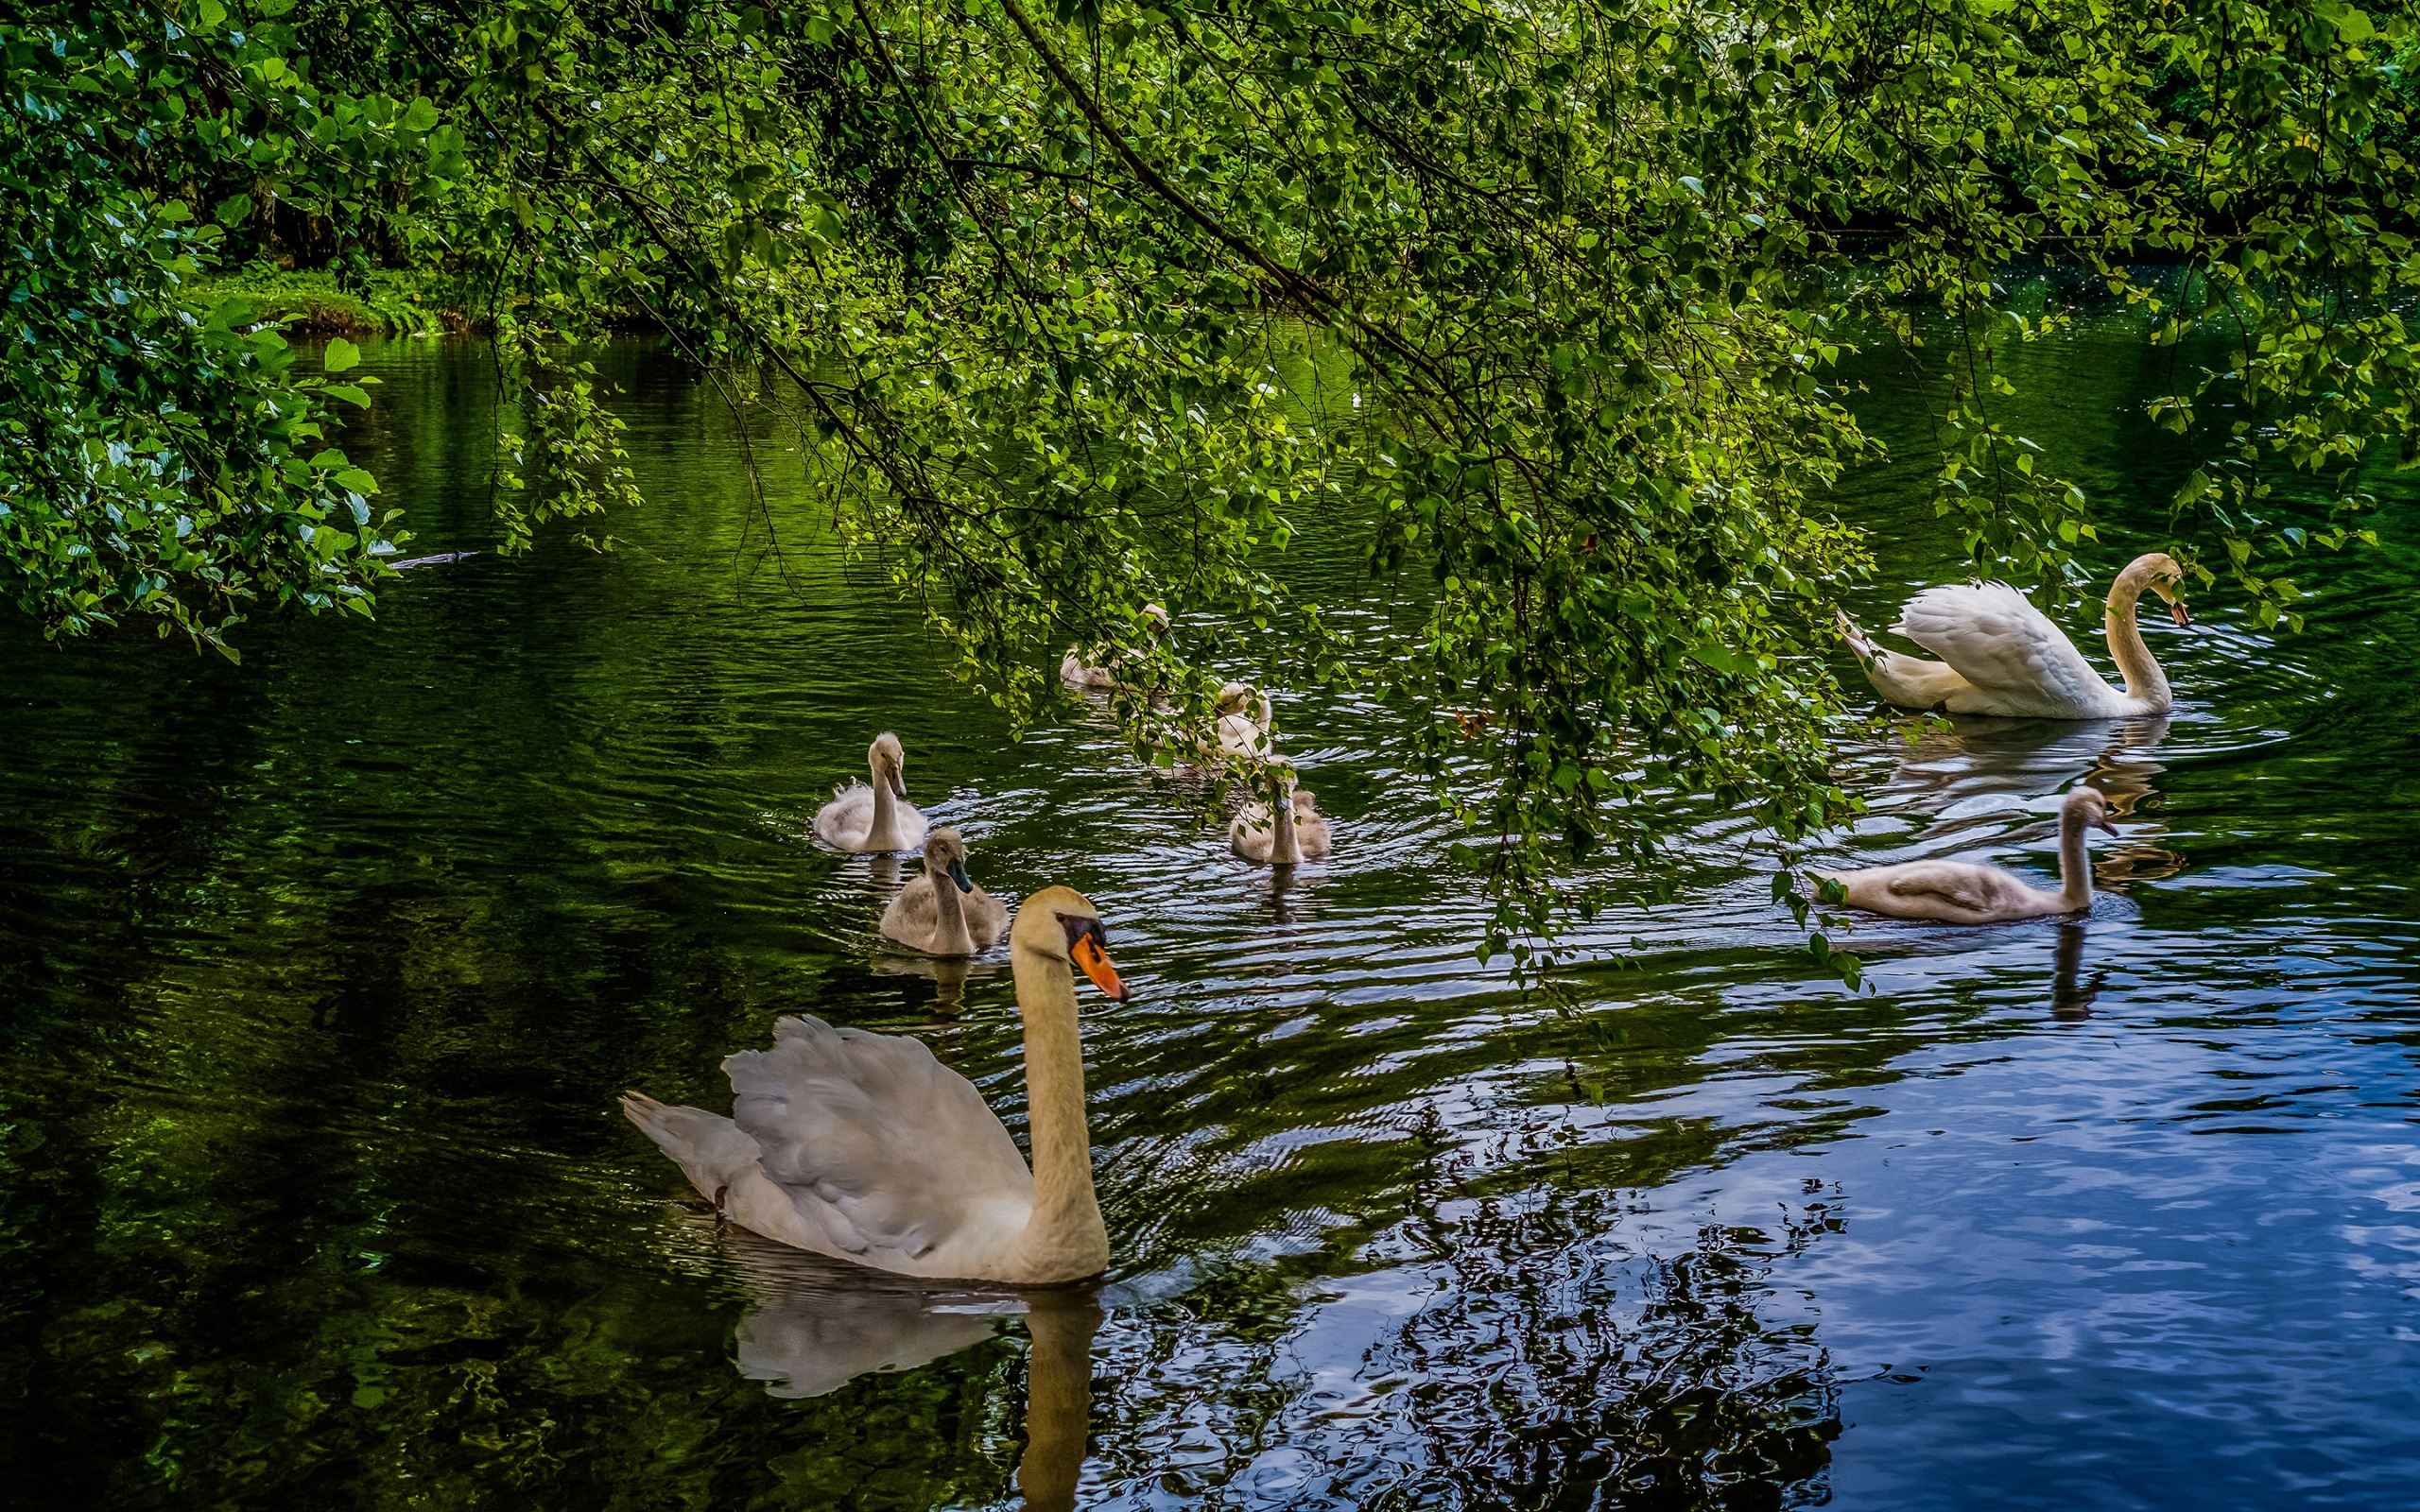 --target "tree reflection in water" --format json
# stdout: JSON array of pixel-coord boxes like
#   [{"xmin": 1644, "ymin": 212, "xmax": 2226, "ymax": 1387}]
[{"xmin": 702, "ymin": 1185, "xmax": 1837, "ymax": 1509}]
